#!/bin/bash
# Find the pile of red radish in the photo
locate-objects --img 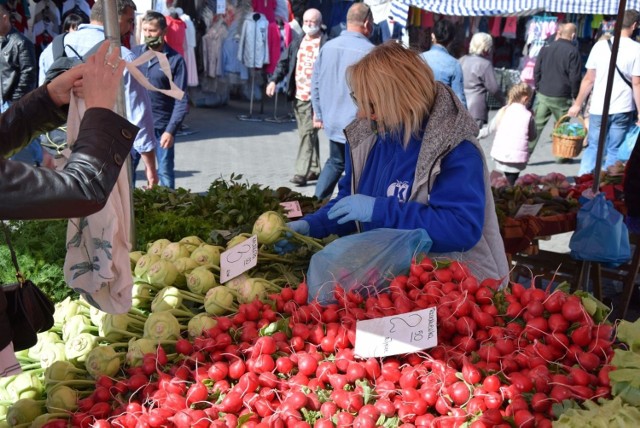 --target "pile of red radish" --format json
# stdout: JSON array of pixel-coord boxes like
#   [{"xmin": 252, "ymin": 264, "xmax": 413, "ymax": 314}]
[{"xmin": 51, "ymin": 257, "xmax": 615, "ymax": 428}]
